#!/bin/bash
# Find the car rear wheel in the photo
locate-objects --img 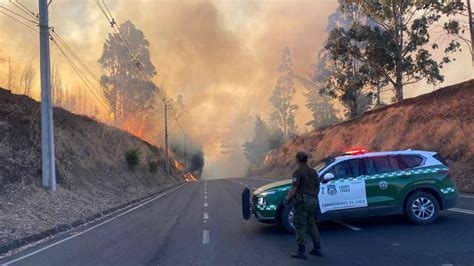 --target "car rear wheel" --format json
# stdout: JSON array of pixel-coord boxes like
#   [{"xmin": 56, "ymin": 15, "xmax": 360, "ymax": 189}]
[
  {"xmin": 281, "ymin": 204, "xmax": 295, "ymax": 233},
  {"xmin": 405, "ymin": 191, "xmax": 439, "ymax": 224}
]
